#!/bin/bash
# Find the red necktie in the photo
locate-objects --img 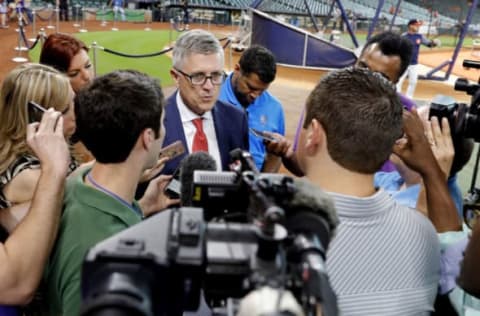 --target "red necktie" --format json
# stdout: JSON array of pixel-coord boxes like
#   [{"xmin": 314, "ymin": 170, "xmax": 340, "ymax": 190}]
[{"xmin": 192, "ymin": 118, "xmax": 208, "ymax": 152}]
